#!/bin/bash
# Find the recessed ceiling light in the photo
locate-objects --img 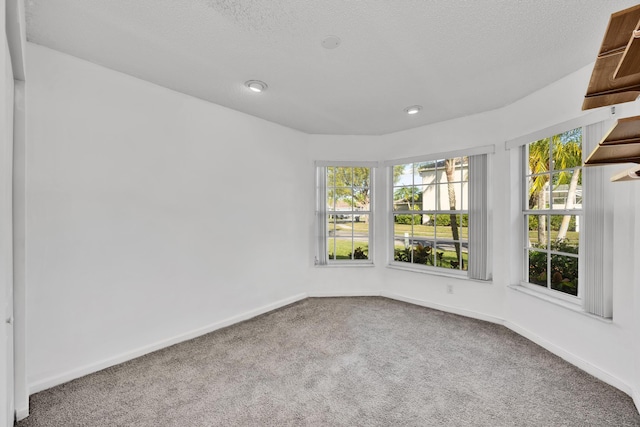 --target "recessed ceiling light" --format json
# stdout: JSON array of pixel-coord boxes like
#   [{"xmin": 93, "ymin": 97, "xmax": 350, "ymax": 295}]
[
  {"xmin": 321, "ymin": 35, "xmax": 341, "ymax": 49},
  {"xmin": 404, "ymin": 105, "xmax": 422, "ymax": 115},
  {"xmin": 245, "ymin": 80, "xmax": 268, "ymax": 93}
]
